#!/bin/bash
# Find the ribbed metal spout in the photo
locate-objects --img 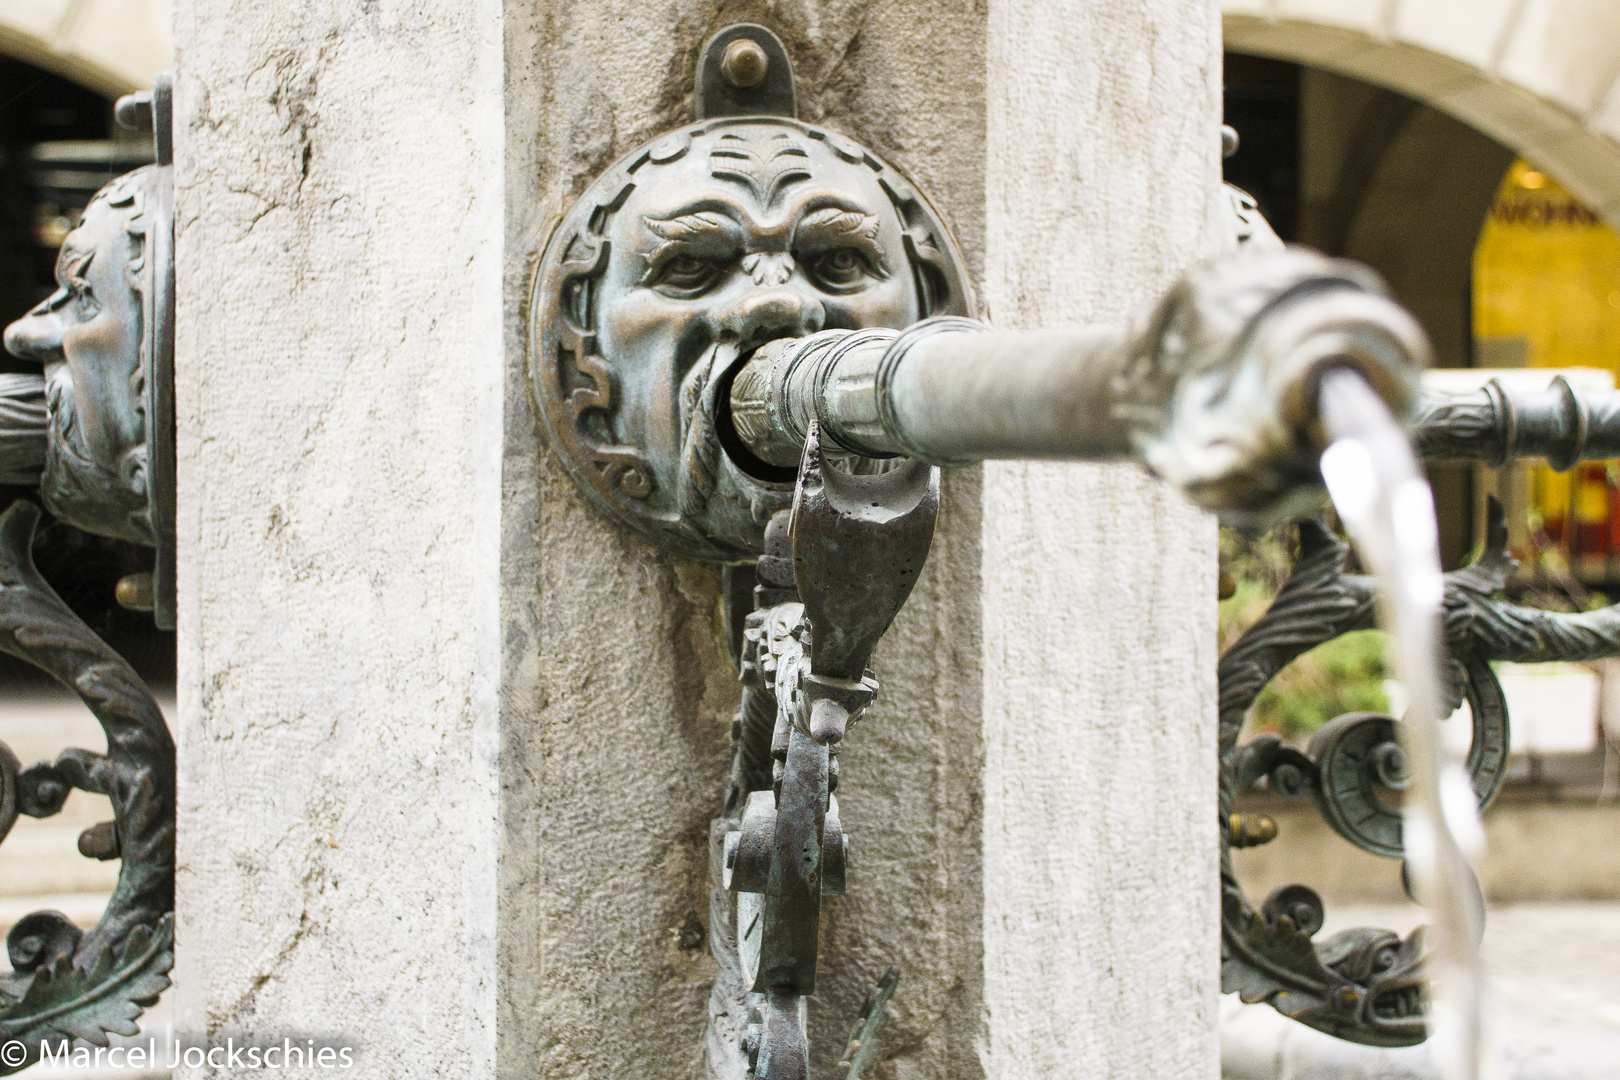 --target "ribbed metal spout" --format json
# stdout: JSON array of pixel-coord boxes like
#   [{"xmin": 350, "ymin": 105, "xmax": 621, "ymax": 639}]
[
  {"xmin": 725, "ymin": 248, "xmax": 1432, "ymax": 521},
  {"xmin": 1415, "ymin": 375, "xmax": 1620, "ymax": 470}
]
